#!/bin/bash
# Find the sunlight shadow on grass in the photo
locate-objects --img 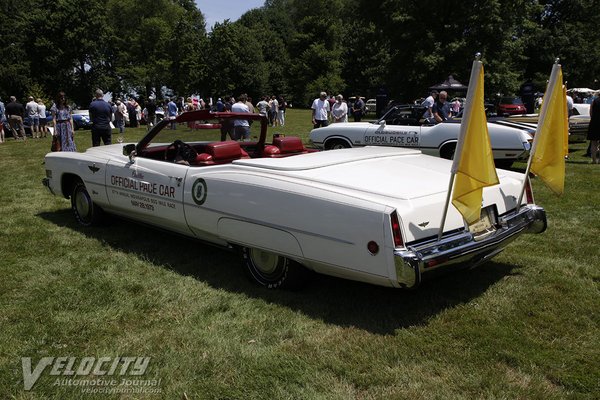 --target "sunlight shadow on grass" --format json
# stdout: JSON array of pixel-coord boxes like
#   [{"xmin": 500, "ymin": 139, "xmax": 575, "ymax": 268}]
[{"xmin": 38, "ymin": 210, "xmax": 520, "ymax": 335}]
